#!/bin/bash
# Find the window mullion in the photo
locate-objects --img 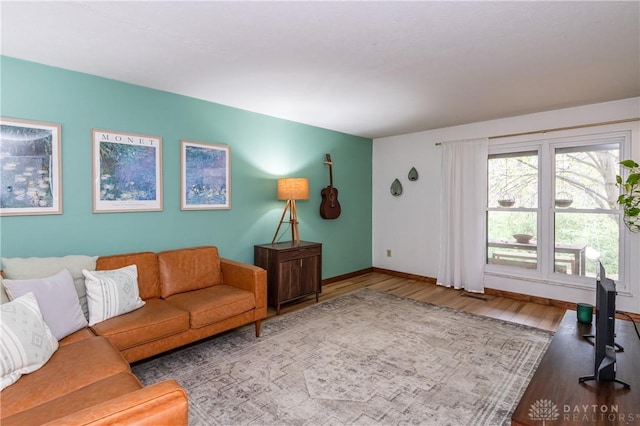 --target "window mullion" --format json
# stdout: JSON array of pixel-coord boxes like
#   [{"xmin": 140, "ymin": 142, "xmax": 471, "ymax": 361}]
[{"xmin": 539, "ymin": 144, "xmax": 553, "ymax": 277}]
